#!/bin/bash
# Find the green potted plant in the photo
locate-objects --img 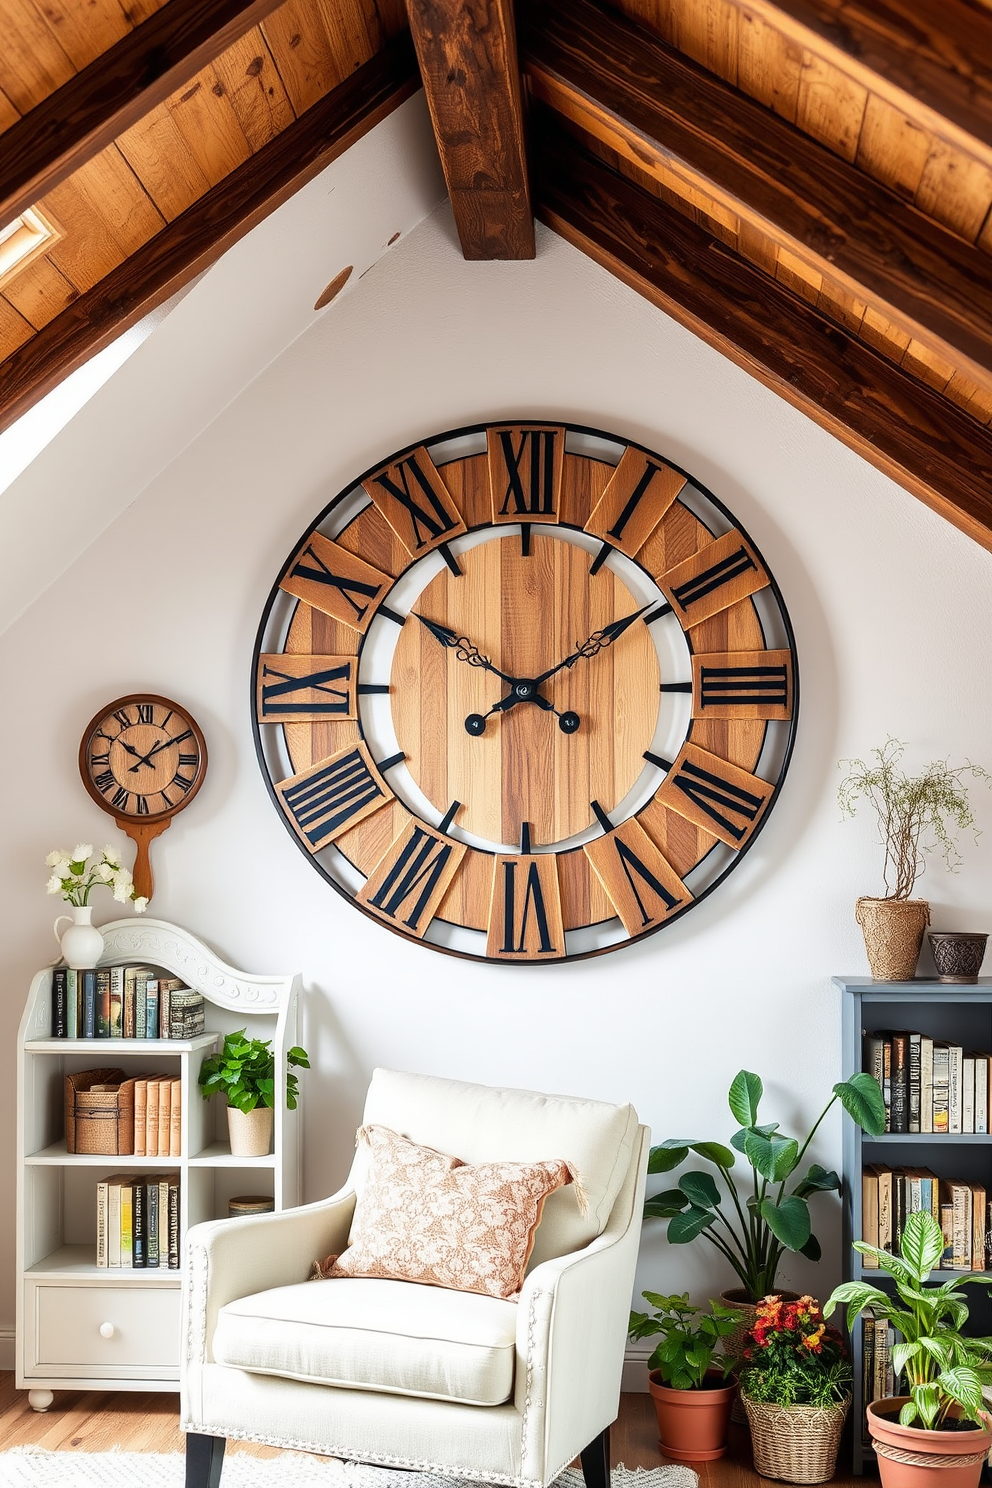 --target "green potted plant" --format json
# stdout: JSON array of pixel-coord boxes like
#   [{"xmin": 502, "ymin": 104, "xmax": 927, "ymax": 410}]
[
  {"xmin": 198, "ymin": 1029, "xmax": 309, "ymax": 1157},
  {"xmin": 628, "ymin": 1292, "xmax": 738, "ymax": 1462},
  {"xmin": 838, "ymin": 738, "xmax": 990, "ymax": 980},
  {"xmin": 825, "ymin": 1211, "xmax": 992, "ymax": 1488},
  {"xmin": 737, "ymin": 1294, "xmax": 852, "ymax": 1484},
  {"xmin": 646, "ymin": 1068, "xmax": 885, "ymax": 1317}
]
